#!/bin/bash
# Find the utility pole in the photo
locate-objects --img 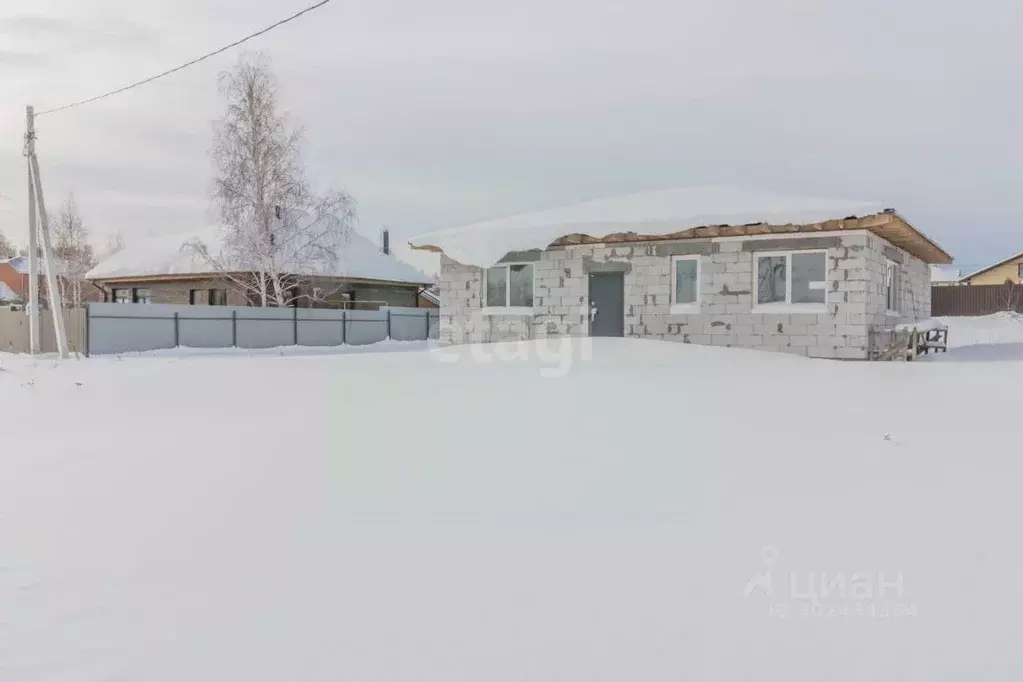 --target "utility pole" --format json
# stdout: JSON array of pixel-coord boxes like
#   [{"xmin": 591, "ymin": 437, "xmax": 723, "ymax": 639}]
[
  {"xmin": 25, "ymin": 105, "xmax": 69, "ymax": 358},
  {"xmin": 25, "ymin": 108, "xmax": 40, "ymax": 354}
]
